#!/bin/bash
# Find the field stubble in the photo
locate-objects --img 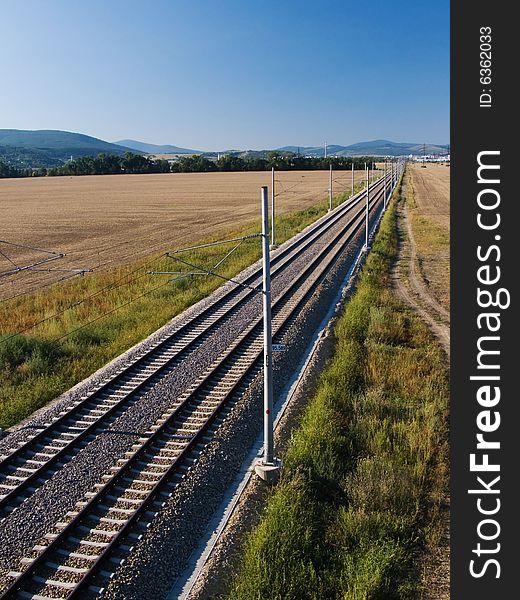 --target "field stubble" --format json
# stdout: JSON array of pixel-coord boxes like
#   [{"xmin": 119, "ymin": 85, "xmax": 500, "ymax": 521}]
[
  {"xmin": 0, "ymin": 170, "xmax": 365, "ymax": 299},
  {"xmin": 405, "ymin": 164, "xmax": 450, "ymax": 312}
]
